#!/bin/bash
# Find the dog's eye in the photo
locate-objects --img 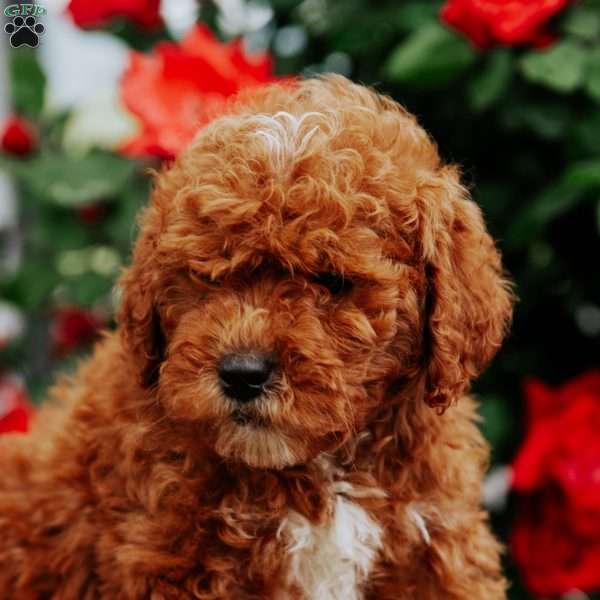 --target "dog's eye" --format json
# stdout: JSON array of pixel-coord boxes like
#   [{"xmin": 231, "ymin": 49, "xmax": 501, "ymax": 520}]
[{"xmin": 312, "ymin": 272, "xmax": 353, "ymax": 295}]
